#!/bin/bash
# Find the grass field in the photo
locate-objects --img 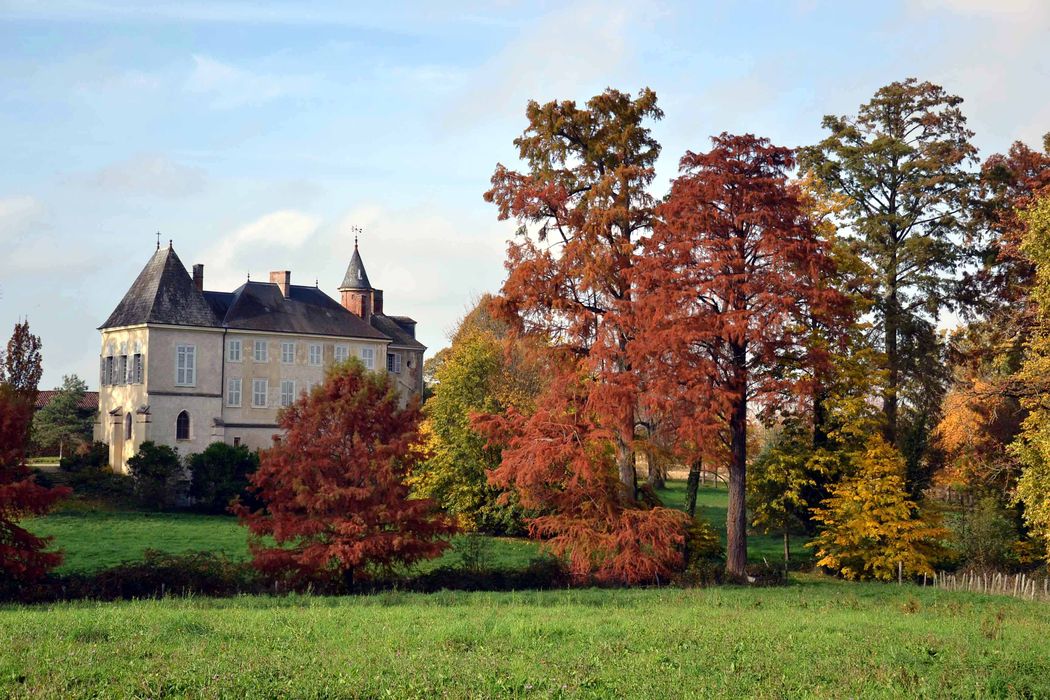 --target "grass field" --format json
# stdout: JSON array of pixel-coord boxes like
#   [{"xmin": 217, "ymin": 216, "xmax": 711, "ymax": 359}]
[
  {"xmin": 2, "ymin": 579, "xmax": 1048, "ymax": 698},
  {"xmin": 26, "ymin": 481, "xmax": 795, "ymax": 573}
]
